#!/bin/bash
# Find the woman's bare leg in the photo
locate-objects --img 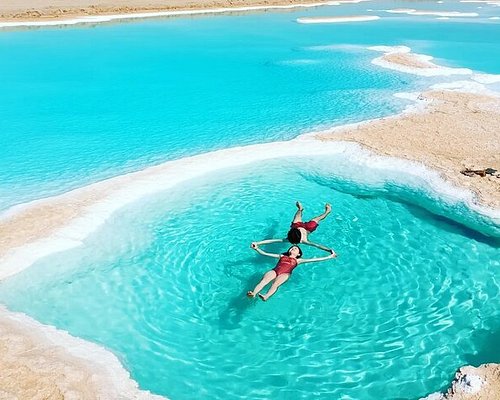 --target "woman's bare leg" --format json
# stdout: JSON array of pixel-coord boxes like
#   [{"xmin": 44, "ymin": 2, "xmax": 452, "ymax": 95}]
[
  {"xmin": 247, "ymin": 270, "xmax": 277, "ymax": 297},
  {"xmin": 311, "ymin": 203, "xmax": 331, "ymax": 223},
  {"xmin": 259, "ymin": 273, "xmax": 290, "ymax": 301},
  {"xmin": 292, "ymin": 201, "xmax": 304, "ymax": 223}
]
